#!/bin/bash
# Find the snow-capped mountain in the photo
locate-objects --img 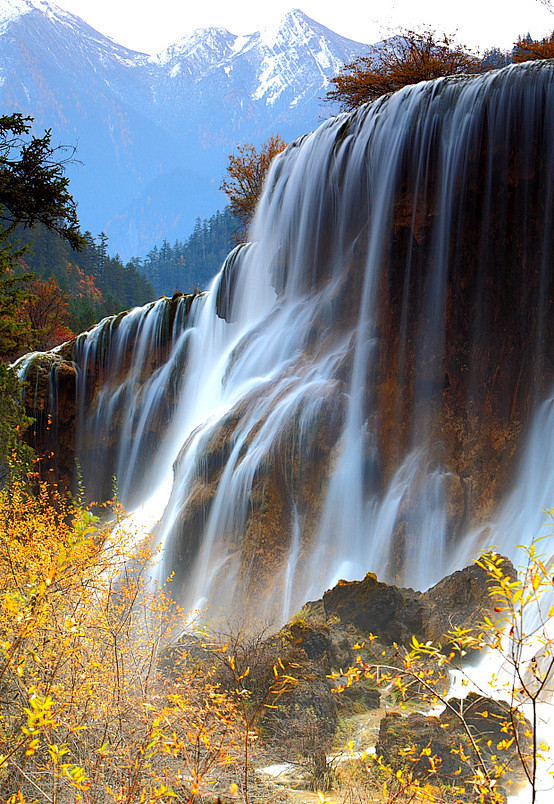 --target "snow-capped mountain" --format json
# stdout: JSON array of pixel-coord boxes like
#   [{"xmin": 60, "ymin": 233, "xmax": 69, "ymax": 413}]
[
  {"xmin": 154, "ymin": 10, "xmax": 363, "ymax": 107},
  {"xmin": 0, "ymin": 2, "xmax": 368, "ymax": 256}
]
